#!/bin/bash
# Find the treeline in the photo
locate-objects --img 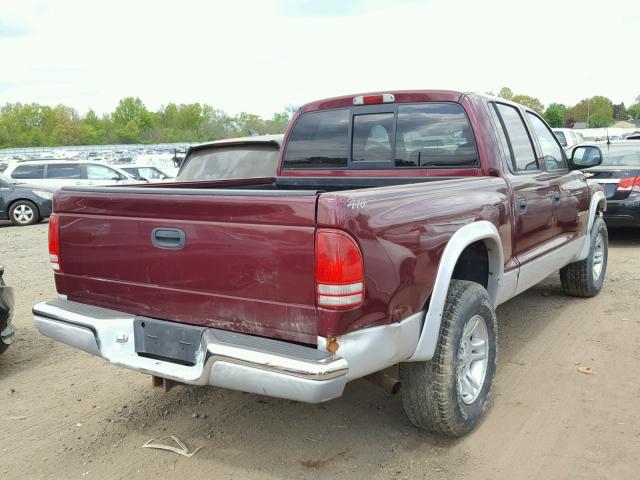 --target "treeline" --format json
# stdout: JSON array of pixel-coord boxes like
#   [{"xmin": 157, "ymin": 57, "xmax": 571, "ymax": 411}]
[
  {"xmin": 493, "ymin": 87, "xmax": 640, "ymax": 128},
  {"xmin": 0, "ymin": 97, "xmax": 293, "ymax": 148}
]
